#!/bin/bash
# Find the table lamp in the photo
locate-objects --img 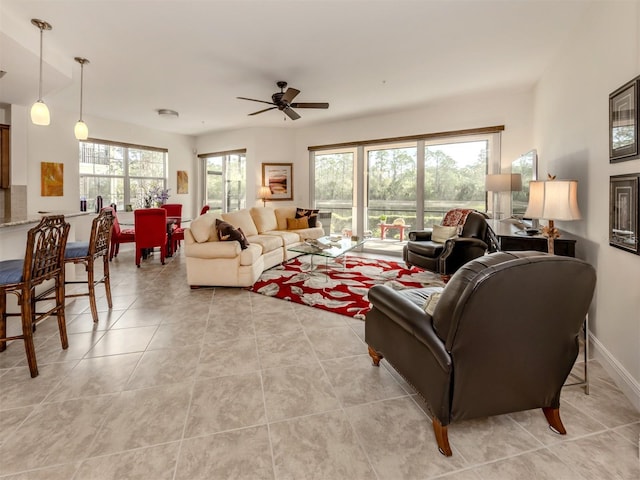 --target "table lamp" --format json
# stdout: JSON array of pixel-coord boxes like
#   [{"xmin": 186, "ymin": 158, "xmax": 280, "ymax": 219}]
[
  {"xmin": 258, "ymin": 185, "xmax": 271, "ymax": 207},
  {"xmin": 485, "ymin": 173, "xmax": 522, "ymax": 220},
  {"xmin": 524, "ymin": 176, "xmax": 581, "ymax": 255}
]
